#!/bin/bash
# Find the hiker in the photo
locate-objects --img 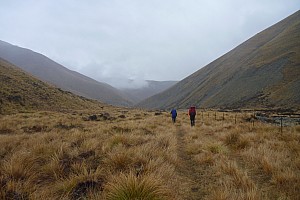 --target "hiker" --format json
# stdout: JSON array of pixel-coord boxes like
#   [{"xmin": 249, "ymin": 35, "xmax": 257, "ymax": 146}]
[
  {"xmin": 170, "ymin": 108, "xmax": 177, "ymax": 123},
  {"xmin": 188, "ymin": 106, "xmax": 196, "ymax": 126}
]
